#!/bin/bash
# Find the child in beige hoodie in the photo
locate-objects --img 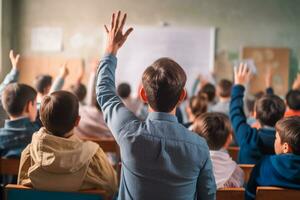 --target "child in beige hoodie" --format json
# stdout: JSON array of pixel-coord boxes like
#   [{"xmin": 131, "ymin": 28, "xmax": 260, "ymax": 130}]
[{"xmin": 18, "ymin": 91, "xmax": 118, "ymax": 195}]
